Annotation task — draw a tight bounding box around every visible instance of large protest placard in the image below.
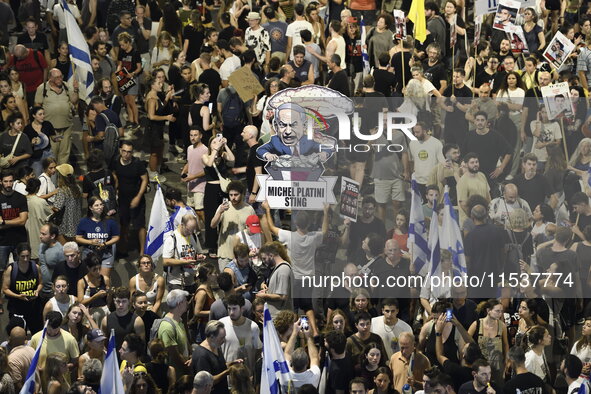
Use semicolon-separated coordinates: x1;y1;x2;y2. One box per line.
505;25;529;54
393;10;406;40
541;82;575;120
543;32;576;70
339;177;360;222
228;66;264;102
493;0;520;30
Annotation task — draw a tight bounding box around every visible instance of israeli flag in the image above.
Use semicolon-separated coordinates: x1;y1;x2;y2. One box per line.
360;17;371;77
440;186;468;277
61;0;94;99
428;201;440;277
19;323;47;394
409;176;430;276
99;329;125;394
260;303;293;394
145;184;173;259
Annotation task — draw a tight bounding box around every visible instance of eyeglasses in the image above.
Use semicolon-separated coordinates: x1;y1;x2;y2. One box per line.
134;372;147;377
139;261;152;266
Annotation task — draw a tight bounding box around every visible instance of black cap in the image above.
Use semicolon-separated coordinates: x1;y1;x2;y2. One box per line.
264;6;275;19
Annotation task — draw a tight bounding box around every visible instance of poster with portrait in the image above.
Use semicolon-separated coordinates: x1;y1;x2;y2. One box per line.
393;10;406;40
493;0;520;30
450;14;457;48
543;31;576;70
339;177;360;222
474;16;482;47
505;25;529;54
541;82;575;120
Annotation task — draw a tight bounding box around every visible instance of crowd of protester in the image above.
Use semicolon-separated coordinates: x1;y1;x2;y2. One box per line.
1;0;591;393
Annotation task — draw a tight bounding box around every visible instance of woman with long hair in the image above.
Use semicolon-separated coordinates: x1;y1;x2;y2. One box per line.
524;325;552;382
129;255;165;313
12;166;34;196
494;71;526;132
75;196;120;278
229;364;255;394
24;106;54;176
145;76;175;182
348;288;378;326
0;79;28;130
0;112;32;171
8;69;25;102
151;31;176;75
569;137;591;176
390;210;409;252
531;203;555;246
116;32;142;131
62;302;99;351
514;299;547;347
572;318;591;363
158;2;183;46
324;309;352;336
344;21;363;95
475;54;500;88
43;352;69;394
50;42;73;81
167;50;187;91
544;144;569;223
306;3;325;48
468;299;509;362
249;78;279;142
443;0;466;67
1;94;19;123
355;343;387;390
77;253;110;325
202;135;235;258
369;366;396;394
52;163;81;244
522;8;545;54
188;83;214;141
566;86;587;155
127;371;160;394
531;105;562;172
190;262;218;341
182;10;205;63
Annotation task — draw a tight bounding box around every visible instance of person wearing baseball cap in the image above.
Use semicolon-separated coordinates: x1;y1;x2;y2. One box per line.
55;163;74;177
86;328;107;342
245;214;261;234
245;11;271;66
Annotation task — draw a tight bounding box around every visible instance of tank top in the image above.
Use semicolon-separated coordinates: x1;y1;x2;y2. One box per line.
134;273;160;306
425;322;460;366
196;287;215;324
50;295;76;317
333;35;346;70
55;58;72;80
475;318;504;361
189;102;206;134
83;275;108;308
8;262;39;312
146;361;169;393
107;312;138;350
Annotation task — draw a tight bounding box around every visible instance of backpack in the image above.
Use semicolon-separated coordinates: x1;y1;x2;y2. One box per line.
10;261;38;287
505;229;530;276
149;316;177;342
166;231;199;274
221;90;245;129
100;112;120;166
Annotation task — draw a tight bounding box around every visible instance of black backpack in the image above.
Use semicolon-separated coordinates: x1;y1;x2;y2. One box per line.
100;113;120;166
222;90;245;129
505;229;530;275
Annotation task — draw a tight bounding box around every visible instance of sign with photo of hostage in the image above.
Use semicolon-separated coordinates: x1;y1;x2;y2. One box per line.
493;0;520;31
505;25;529;55
255;86;352;210
393;10;406;40
339;177;360;222
543;32;576;70
541;82;575;121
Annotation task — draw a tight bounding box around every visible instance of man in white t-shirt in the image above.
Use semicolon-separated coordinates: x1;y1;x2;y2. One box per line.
284;318;320;390
371;299;413;359
562;355;591;394
162;214;205;292
218;39;242;88
409;122;445;196
286;3;313;61
219;294;262;377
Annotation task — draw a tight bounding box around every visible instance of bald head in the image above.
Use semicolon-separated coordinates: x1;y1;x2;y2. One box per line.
9;327;27;346
49;69;64;87
503;183;519;203
242;125;258;141
385;239;401;262
344;263;358;277
471;204;488;222
13;45;27;59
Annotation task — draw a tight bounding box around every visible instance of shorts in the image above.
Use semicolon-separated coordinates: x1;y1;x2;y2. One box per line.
188;191;204;210
545;0;561;10
374;178;405;203
119;197;146;229
145;123;165;153
122;77;139;96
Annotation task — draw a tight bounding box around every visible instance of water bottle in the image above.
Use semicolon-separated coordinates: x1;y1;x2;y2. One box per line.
402;383;412;394
84;286;91;299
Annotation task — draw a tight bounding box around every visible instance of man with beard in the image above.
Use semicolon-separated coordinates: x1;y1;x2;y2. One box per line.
457;359;499;394
441;69;472;144
457;153;491;225
235;126;264;206
462;111;512;193
219;294;262;377
513;153;557;213
430;143;461;206
341;196;386;264
211;181;255;272
255;242;293;318
409;122;446;198
466;84;498;131
0;170;28;315
422;42;448;94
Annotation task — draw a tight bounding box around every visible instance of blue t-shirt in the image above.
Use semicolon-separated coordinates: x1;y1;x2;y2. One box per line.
76;217;120;246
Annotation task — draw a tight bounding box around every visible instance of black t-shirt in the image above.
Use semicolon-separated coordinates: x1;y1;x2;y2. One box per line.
183;25;205;63
513;174;554;213
326;356;355;394
347;217;386;263
463;130;512;177
328;70;350;97
192;346;229;394
453;299;479;330
524;87;544;137
52;260;88;296
422;60;447;91
503;372;549;394
459;381;500;394
443;360;473;392
198;69;222;106
111;157;147;200
373;69;396;97
391;51;412;93
17;33;49;53
464;223;506;297
246;143;265;192
443;85;472;140
475;70;497;89
0;191;28;246
117;48;141;74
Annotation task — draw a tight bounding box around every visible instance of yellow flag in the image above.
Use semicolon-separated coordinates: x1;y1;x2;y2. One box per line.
409;0;427;44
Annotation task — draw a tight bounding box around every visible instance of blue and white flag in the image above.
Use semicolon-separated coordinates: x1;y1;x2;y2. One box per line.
260;303;292;394
360;17;371;77
428;201;440;277
409;176;430;276
19;323;47;394
440;186;468;277
100;329;125;394
578;377;591;394
318;351;330;394
145;184;173;259
61;0;94;99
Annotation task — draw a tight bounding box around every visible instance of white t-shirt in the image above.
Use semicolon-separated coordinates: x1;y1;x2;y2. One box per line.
370;317;413;359
53;2;81;29
571;341;591;363
38;173;56;204
278;229;323;279
409;137;445;184
286;20;314;60
219;316;262;375
162;229;203;286
568;377;591;394
219;55;242;81
286;365;321;389
530;120;562;162
525;350;547;381
13;180;27;196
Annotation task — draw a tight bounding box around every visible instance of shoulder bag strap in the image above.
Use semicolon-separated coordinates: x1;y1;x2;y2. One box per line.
10;133;22;157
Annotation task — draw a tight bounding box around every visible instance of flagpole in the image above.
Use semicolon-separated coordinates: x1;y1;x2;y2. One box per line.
400;39;405;90
560;117;569;162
